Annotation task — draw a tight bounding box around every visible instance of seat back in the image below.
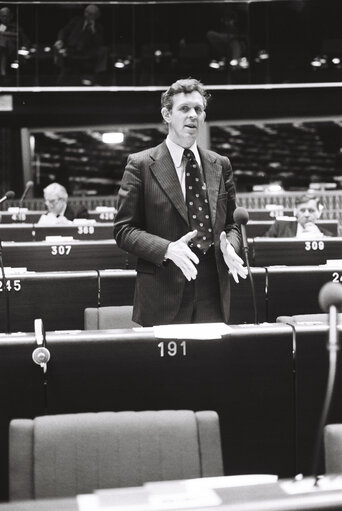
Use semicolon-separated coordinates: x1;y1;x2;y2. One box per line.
84;306;137;329
324;424;342;473
9;410;223;500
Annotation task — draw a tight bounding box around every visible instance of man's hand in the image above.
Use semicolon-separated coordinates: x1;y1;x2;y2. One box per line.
165;230;199;281
220;231;248;283
300;222;324;238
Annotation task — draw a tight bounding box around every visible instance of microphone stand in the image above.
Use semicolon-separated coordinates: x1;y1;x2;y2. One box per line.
241;225;258;325
311;304;339;482
0;239;10;333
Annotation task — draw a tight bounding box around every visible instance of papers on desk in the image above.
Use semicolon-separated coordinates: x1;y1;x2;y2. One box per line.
153;322;233;340
45;236;74;242
325;259;342;268
3;266;28;274
77;482;221;511
77;475;278;511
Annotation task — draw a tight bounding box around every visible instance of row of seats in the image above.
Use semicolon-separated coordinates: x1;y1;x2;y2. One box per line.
7;408;342;500
211;121;342;191
2;264;342;332
0;219;338;241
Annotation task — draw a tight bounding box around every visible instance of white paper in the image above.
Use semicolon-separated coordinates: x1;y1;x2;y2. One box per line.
182;474;278;489
78;483;221;511
153;322;232;340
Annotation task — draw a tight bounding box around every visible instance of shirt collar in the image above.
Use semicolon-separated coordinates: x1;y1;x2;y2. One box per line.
166;136;201;168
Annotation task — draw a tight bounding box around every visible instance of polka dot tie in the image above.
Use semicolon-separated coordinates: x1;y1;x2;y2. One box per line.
184;149;213;255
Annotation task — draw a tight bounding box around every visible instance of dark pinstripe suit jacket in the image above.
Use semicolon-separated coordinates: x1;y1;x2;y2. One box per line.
114;141;242;326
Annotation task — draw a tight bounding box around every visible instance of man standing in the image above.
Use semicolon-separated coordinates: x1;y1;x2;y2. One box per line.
114;78;247;327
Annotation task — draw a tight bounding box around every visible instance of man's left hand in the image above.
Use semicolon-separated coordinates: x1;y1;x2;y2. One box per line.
220;231;248;283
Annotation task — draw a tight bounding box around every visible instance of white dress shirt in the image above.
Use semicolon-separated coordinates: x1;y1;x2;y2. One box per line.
165;136;202;200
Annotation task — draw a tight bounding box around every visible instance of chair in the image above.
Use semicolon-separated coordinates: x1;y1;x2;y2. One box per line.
324;424;342;473
276;314;342;325
84;305;138;329
9;410;223;500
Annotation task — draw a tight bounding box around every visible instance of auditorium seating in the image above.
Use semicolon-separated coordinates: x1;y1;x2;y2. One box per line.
84;305;137;329
1;264;342;332
211;121;342;192
0;324;294;502
1;322;340;501
9;410;223;500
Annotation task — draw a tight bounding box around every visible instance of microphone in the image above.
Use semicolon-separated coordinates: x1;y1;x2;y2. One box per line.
311;282;342;480
233;207;258;324
0;190;15;205
19;181;33;206
319;282;342;352
32;318;50;373
233;207;249;254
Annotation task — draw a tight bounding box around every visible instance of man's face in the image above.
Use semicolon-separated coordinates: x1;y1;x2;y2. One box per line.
295;199;321;227
44;192;66;216
162;91;206;148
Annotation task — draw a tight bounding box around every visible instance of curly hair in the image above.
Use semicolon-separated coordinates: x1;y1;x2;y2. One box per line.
161;77;211;112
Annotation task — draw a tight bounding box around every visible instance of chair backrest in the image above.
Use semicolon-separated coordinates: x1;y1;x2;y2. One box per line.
324;424;342;473
84;306;137;329
9;410;223;500
276;313;342;325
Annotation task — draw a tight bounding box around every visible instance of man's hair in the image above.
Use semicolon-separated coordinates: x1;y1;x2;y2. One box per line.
295;194;323;209
161;77;211;111
44;182;68;201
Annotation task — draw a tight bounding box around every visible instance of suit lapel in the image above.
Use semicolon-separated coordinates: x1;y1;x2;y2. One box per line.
200;148;221;226
285;222;298;237
150;142;189;225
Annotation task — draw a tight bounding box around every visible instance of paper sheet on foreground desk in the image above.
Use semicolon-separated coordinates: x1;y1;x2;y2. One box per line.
77;483;220;511
77;475;278;511
153;322;233;340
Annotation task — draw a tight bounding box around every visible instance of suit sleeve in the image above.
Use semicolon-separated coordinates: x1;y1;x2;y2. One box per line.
113;155;170;265
263;221;280;237
222;156;242;254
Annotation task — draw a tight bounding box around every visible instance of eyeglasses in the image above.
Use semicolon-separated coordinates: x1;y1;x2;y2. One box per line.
45;198;62;205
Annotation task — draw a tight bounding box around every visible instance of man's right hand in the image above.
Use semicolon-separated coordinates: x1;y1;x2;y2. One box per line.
164;230;199;281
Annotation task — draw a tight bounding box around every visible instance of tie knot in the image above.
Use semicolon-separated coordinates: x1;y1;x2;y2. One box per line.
184;149;195;161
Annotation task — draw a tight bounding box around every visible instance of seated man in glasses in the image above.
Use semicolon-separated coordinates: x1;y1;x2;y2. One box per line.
263;194;333;238
37;182;89;225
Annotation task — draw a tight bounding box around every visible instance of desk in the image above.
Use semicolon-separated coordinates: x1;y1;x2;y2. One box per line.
0;211;43;224
0;270;99;332
251;237;342;266
33;223;113;241
293;324;342;476
5;479;342;510
246;220;339;238
1;240;132;272
0;223;114;242
247;208;292;220
266;265;342;321
0;324;294;500
0;224;34;242
5;478;342;510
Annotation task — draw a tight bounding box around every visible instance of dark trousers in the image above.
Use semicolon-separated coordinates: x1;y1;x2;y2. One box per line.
171;247;223;324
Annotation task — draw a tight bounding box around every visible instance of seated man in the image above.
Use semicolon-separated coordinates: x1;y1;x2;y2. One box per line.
37;182;89;225
263;194;333;238
54;4;107;85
